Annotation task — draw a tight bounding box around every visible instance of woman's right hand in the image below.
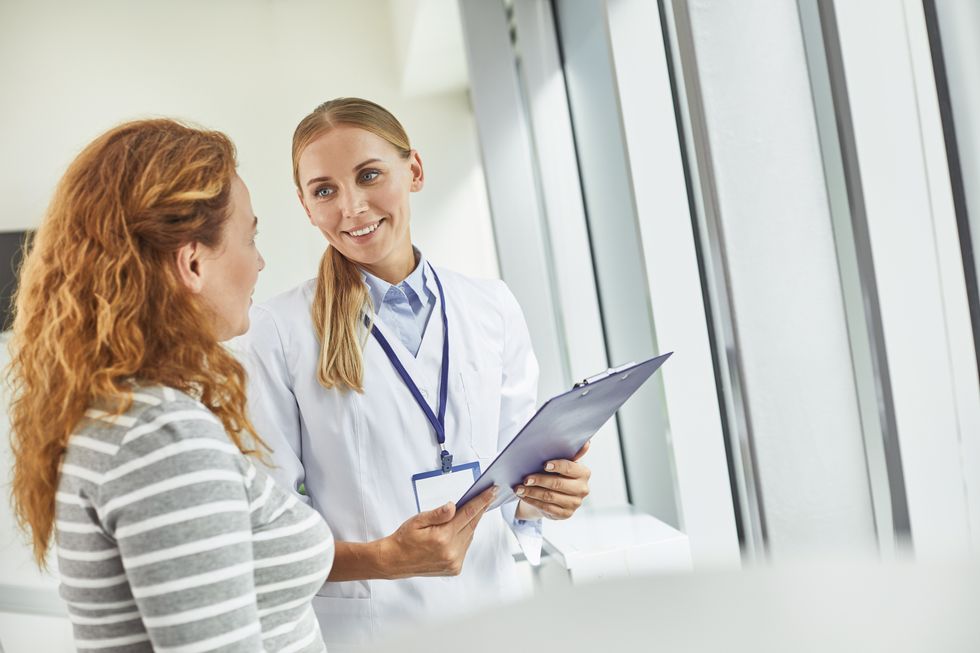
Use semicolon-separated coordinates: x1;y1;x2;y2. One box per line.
379;486;498;579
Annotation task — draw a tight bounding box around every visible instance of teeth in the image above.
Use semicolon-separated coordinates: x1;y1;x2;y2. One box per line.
349;222;380;237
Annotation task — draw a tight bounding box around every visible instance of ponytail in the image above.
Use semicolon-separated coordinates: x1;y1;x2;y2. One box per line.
295;97;412;391
312;246;371;391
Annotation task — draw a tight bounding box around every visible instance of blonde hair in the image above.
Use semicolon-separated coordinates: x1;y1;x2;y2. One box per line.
7;119;266;566
291;97;412;391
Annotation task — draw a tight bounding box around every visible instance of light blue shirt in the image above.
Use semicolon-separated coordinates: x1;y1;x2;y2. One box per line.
361;249;435;357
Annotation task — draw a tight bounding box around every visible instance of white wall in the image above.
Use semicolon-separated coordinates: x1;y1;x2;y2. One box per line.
0;0;498;303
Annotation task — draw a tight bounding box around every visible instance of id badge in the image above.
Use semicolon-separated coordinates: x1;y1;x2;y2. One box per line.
412;462;481;513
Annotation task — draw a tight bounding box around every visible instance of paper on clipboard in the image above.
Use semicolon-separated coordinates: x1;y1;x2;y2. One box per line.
455;352;673;511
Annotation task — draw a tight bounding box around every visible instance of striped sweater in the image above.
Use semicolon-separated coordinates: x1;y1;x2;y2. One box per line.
55;385;333;652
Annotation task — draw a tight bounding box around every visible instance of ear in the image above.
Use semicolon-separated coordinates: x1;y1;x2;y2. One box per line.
175;241;205;294
409;150;424;192
296;187;315;225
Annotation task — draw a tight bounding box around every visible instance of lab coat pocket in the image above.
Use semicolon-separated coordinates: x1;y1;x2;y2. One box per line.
460;365;503;459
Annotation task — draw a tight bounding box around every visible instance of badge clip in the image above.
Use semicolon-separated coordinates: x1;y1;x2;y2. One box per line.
440;448;454;474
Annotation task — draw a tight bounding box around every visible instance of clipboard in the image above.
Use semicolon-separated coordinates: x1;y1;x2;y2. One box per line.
456;352;673;511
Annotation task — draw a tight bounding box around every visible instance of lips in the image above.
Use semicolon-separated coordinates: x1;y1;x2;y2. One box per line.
345;217;385;239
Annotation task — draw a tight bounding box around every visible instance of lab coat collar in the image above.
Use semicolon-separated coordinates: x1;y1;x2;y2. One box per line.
366;258;445;400
360;246;430;314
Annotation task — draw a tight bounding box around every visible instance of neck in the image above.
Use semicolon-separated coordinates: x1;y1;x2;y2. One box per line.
361;245;417;285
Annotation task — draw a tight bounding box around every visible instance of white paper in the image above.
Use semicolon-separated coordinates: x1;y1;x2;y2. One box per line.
414;470;478;513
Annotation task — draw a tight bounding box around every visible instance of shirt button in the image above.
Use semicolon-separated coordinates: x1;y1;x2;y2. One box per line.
421;390;429;398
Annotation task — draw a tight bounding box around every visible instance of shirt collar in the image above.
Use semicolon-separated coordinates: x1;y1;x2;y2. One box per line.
361;247;429;312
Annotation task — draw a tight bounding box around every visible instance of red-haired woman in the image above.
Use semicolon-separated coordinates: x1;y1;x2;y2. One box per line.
8;119;332;652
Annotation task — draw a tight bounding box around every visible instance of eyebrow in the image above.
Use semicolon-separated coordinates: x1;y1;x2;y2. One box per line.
304;159;383;187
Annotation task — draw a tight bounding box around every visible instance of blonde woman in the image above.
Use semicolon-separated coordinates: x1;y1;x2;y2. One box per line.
8;119;333;652
238;98;593;649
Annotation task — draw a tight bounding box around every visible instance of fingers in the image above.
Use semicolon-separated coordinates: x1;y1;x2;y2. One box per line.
522;458;591;491
539;457;592;480
452;486;497;533
413;501;457;528
514;460;590;520
458;503;489;542
514;483;586;510
519;473;582;494
518;495;577;520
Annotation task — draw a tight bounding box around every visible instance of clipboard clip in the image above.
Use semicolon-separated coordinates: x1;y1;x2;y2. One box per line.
574;362;637;388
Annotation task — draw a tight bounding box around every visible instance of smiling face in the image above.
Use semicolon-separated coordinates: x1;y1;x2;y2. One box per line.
296;125;423;283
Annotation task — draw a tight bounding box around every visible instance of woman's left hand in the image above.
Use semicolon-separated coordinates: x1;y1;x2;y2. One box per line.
514;441;591;520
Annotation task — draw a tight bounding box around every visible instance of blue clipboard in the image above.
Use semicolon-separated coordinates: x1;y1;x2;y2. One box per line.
456;352;672;511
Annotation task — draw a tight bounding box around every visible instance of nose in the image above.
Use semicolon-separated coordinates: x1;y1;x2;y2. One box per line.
339;187;369;220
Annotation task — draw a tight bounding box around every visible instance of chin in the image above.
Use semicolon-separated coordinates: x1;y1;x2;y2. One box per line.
215;319;250;343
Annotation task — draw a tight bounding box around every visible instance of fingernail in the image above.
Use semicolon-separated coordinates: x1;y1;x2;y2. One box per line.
545;463;555;471
525;478;535;486
516;487;525;496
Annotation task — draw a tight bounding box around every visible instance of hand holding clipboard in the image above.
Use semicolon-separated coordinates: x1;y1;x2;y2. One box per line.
456;352;673;512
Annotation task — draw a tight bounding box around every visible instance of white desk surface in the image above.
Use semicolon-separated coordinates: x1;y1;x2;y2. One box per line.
542;504;693;578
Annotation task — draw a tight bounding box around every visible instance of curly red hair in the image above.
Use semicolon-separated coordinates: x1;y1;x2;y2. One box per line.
7;118;266;566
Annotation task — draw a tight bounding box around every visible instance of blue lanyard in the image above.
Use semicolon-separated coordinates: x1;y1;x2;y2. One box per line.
366;266;453;473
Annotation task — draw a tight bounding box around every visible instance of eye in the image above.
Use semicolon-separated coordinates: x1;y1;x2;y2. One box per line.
314;186;335;198
359;170;380;183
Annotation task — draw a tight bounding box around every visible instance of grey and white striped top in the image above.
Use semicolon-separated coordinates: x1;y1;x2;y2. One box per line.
55;385;333;652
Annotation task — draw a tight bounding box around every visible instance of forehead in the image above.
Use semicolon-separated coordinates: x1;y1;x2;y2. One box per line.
227;176;254;226
298;126;400;177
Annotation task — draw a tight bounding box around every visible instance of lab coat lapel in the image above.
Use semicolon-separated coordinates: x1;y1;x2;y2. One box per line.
415;263;444;367
413;275;445;412
368;285;444;414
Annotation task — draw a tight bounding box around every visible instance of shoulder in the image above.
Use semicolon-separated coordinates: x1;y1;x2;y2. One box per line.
67;385;234;480
430;266;531;365
236;279;316;353
73;385;216;443
258;279;316;316
87;387;251;532
250;280;316;332
115;385;229;449
106;386;243;484
433;265;526;330
431;265;515;312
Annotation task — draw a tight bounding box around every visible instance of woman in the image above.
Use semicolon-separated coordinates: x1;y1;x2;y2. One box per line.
8;119;333;652
238;98;592;648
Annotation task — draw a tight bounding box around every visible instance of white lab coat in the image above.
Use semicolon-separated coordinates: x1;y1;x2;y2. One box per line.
237;264;540;650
